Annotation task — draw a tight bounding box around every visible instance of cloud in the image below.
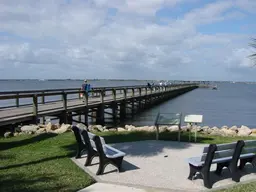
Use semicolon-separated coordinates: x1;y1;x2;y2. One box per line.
0;0;255;80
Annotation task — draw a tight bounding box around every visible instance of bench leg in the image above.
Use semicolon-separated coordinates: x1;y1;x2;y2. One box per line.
96;159;109;175
85;150;98;166
187;164;198;180
76;144;86;159
111;156;124;172
201;167;212;189
229;162;241;182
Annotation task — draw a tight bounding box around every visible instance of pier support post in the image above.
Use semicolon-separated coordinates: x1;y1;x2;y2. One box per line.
119;101;126;121
96;104;105;125
84;108;88;126
111;102;118;126
32;94;38;124
131;88;135;118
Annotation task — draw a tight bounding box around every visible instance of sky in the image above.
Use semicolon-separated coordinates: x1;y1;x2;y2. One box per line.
0;0;256;81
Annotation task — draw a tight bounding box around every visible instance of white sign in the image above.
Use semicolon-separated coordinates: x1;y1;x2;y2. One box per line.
184;115;203;124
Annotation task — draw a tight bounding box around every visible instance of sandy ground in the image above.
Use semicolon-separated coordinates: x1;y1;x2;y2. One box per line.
72;140;256;192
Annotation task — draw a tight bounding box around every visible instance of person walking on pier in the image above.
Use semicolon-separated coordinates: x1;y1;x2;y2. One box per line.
81;80;90;102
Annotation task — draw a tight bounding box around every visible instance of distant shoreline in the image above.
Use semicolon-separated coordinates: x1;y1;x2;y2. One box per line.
0;79;256;84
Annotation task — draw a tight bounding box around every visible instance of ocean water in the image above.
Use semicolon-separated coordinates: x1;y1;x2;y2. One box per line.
1;80;256;128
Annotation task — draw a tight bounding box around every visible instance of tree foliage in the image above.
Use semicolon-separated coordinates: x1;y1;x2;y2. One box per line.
249;38;256;65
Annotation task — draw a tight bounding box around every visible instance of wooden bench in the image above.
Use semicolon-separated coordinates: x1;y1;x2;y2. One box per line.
72;125;126;175
93;135;126;175
187;140;246;188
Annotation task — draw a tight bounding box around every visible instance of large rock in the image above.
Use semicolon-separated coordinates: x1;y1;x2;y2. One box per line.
251;128;256;134
91;125;104;132
167;125;179;132
4;132;13;138
237;125;252;136
76;123;87;131
230;126;238;132
159;126;168;132
35;128;46;134
117;127;126;132
211;126;219;131
221;128;237;137
125;125;136;131
210;130;223;136
202;126;211;134
54;124;71;134
14;132;19;137
21;125;39;133
136;126;155;132
221;125;229;129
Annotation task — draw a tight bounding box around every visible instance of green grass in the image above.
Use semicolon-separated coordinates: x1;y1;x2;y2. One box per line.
0;130;255;192
0;133;95;192
217;181;256;192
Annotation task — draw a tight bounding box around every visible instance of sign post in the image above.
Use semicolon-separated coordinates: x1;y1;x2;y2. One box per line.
184;115;203;142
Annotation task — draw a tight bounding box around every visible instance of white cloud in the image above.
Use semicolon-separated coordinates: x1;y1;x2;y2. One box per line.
0;0;255;80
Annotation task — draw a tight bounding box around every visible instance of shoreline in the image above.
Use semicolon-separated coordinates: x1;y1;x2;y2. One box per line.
3;123;256;138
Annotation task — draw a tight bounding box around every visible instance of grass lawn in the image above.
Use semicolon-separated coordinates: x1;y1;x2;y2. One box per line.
0;130;255;192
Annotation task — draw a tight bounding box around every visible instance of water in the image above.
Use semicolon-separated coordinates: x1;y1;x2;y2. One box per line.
131;82;256;128
1;80;256;128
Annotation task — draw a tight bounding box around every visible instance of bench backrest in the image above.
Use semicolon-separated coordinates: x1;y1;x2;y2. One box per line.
201;142;237;161
200;140;245;165
72;125;86;145
93;135;107;158
242;140;256;154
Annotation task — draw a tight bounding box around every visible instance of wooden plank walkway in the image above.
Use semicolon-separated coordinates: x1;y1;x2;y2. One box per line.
0;89;156;126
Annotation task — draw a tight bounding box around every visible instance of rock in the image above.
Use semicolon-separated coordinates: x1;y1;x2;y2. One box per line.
230;126;238;132
167;125;179;132
76;123;87;131
45;122;52;132
202;126;211;134
19;132;25;135
211;126;219;131
14;132;19;137
125;125;136;131
4;132;13;138
21;125;39;133
39;124;46;128
136;126;154;132
28;131;33;135
159;126;168;132
251;128;256;134
108;128;117;131
35;128;46;134
210;130;222;136
181;126;189;132
117;127;126;132
91;125;104;132
221;125;229;129
15;126;22;132
53;124;71;134
237;125;252;136
221;128;237;137
103;129;109;132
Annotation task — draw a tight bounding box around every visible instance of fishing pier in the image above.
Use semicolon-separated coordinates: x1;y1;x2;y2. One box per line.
0;84;198;128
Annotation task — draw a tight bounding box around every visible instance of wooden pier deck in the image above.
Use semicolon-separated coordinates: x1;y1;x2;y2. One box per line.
0;84;198;127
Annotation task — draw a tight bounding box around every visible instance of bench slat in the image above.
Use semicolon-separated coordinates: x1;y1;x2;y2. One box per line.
242;147;256;154
201;149;234;161
203;142;237;153
244;140;256;148
105;145;126;158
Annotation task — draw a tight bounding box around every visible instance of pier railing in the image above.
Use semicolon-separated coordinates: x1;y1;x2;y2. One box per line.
0;84;198;112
